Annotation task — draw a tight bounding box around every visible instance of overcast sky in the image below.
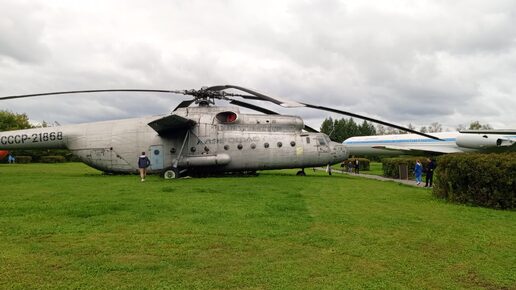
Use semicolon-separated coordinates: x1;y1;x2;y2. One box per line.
1;0;515;131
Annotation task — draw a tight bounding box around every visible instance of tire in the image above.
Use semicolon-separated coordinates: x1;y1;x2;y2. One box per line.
296;170;306;176
163;168;179;179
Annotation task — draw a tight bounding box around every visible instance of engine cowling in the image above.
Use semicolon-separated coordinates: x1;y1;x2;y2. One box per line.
455;134;509;149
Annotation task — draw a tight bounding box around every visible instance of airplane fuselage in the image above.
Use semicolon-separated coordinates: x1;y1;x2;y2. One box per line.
343;131;516;156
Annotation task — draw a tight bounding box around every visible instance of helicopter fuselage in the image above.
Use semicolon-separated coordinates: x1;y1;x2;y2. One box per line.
1;106;348;175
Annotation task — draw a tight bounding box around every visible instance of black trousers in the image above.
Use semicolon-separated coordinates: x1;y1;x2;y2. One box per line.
425;172;433;187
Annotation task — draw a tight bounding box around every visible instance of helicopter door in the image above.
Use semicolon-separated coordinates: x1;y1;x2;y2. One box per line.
149;145;164;170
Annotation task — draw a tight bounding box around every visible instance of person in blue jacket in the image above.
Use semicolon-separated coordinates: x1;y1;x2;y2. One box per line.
137;152;151;182
414;159;423;185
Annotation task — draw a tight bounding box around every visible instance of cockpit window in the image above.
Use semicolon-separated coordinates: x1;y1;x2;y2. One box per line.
317;137;326;146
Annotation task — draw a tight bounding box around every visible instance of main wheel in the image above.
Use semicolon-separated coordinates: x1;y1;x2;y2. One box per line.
296;170;306;176
163;168;179;179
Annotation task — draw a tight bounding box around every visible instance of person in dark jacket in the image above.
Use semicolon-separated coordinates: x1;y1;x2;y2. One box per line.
354;158;360;174
425;158;436;187
138;152;151;182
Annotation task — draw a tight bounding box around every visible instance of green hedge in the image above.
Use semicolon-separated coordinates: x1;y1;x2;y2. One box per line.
40;156;67;163
14;156;32;164
11;149;77;162
433;153;516;209
382;157;430;179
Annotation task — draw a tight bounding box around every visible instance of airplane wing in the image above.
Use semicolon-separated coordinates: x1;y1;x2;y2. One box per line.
372;145;464;154
147;114;196;135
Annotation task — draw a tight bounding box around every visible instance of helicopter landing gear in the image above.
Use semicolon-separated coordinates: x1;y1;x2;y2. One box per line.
163;167;179;179
296;169;306;176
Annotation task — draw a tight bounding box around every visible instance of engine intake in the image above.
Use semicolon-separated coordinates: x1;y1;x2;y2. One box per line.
216;111;238;123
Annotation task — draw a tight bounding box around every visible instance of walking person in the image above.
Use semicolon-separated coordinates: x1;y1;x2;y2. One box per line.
137;152;151;182
326;163;332;176
7;154;15;164
425;158;436;187
414;159;423;185
354;158;360;174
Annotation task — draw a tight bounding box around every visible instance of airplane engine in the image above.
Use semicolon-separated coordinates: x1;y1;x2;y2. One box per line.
455;134;512;149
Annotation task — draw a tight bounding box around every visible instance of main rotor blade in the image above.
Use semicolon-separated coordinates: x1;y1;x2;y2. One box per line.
213;85;429;137
229;100;279;115
207;85;304;107
0;89;185;101
302;103;442;140
173;100;195;111
229;99;318;133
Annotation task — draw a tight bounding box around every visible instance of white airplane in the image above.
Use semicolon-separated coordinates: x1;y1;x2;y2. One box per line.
343;130;516;156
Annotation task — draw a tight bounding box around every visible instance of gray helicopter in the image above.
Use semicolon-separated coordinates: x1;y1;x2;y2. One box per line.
0;85;441;178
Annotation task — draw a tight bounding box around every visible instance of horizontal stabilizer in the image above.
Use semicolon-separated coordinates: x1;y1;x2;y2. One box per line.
148;114;196;135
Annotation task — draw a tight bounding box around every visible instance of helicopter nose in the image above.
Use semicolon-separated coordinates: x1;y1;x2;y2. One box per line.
330;141;349;162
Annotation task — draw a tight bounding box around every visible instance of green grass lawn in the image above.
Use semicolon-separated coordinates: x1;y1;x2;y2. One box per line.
0;163;515;289
364;161;383;176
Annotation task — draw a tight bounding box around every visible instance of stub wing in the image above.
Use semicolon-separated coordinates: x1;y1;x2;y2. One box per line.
147;114;196;135
372;145;464;154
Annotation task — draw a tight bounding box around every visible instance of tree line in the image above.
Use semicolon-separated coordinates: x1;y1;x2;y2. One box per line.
319;117;493;143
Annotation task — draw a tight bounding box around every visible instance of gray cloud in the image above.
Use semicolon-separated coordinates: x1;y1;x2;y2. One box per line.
0;0;515;130
0;2;49;63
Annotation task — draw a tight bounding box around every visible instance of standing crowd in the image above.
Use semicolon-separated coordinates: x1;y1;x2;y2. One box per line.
341;158;360;174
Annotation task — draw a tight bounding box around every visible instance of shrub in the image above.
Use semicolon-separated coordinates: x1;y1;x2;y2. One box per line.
14;156;32;164
433;153;516;209
382;157;430;179
11;149;74;162
40;156;66;163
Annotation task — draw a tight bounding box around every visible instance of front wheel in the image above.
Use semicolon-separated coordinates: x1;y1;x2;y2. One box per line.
163;167;179;179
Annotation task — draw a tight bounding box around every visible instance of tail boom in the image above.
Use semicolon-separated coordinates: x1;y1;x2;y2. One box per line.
0;127;67;149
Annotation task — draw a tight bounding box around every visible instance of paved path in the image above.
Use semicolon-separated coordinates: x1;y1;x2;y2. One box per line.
322;168;429;188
